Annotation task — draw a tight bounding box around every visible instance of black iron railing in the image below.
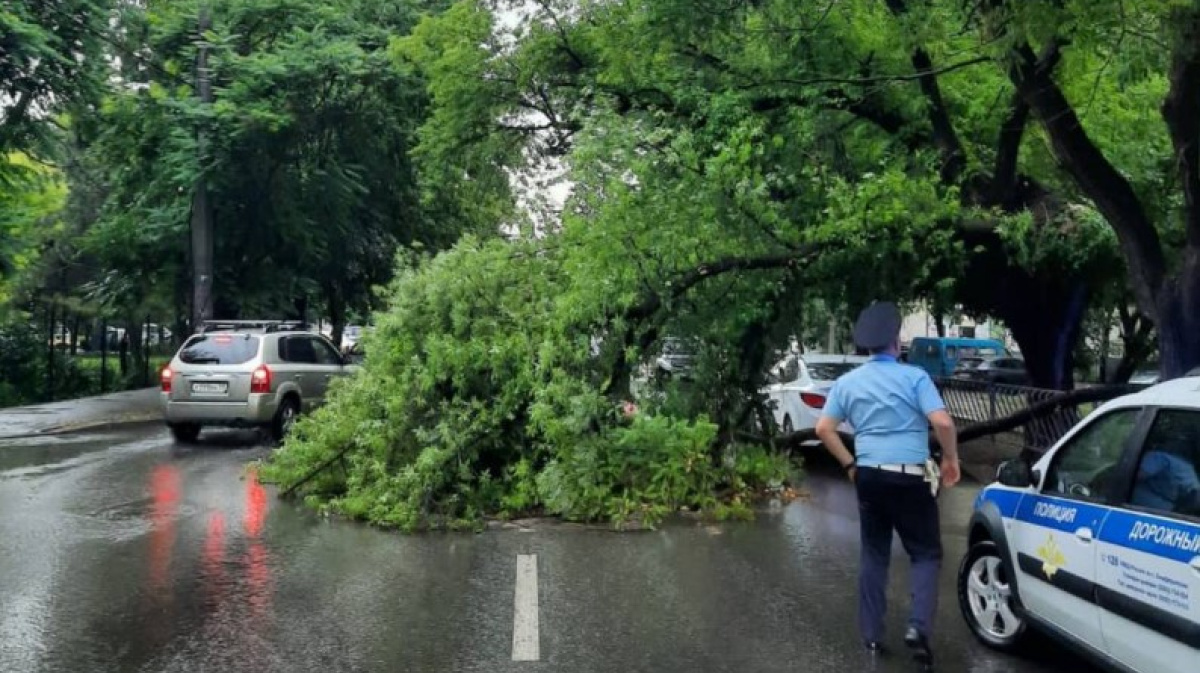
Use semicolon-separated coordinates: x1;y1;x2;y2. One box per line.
934;378;1144;453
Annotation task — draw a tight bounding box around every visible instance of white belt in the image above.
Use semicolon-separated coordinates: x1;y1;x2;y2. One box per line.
871;463;925;475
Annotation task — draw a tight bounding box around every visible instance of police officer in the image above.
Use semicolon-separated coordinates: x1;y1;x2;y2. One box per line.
814;302;960;667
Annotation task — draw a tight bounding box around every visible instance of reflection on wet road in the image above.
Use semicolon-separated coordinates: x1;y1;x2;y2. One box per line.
0;426;1100;673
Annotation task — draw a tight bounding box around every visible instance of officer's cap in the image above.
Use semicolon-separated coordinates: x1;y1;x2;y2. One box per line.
853;301;902;351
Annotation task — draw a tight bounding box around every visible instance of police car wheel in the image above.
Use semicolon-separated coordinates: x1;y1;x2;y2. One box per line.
958;541;1027;651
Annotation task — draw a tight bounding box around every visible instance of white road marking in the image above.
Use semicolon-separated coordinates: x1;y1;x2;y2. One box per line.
511;554;540;661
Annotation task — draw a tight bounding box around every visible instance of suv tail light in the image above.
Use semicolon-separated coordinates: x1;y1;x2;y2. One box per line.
160;366;173;393
799;392;826;409
250;365;272;394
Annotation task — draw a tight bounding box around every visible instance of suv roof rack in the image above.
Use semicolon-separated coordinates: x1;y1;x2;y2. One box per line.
199;320;310;334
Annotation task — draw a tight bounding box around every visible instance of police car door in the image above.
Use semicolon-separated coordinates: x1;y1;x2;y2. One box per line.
1096;408;1200;673
1013;407;1145;645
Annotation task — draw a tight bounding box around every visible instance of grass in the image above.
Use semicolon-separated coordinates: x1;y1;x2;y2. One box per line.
73;355;170;385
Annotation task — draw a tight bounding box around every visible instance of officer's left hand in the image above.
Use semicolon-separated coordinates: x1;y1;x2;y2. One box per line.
940;458;961;488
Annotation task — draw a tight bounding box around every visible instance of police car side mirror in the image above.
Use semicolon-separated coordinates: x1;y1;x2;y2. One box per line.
997;459;1035;488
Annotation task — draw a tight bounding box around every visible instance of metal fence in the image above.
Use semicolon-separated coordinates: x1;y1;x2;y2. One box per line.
934;378;1143;453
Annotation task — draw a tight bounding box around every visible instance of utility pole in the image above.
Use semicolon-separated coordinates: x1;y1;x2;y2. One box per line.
189;5;215;333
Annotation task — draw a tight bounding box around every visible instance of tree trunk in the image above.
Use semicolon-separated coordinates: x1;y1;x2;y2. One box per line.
1098;311;1110;383
176;266;192;340
958;228;1089;390
1155;252;1200;378
70;314;81;356
930;297;948;337
100;318;109;393
292;295;309;327
45;303;56;401
119;328;129;378
326;285;346;352
141;316;152;386
126;317;145;386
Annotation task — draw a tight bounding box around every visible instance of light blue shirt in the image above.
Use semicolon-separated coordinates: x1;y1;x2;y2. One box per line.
822;354;946;467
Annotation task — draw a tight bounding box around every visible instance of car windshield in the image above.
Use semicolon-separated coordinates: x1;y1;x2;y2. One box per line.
807;362;859;381
179;335;260;365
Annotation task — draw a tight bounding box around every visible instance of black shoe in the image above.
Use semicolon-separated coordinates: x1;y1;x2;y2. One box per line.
904;626;933;665
863;640;885;655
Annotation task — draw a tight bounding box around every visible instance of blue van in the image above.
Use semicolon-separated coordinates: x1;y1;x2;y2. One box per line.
908;336;1007;378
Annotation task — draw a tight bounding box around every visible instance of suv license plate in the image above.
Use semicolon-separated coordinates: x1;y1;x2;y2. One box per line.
191;382;228;395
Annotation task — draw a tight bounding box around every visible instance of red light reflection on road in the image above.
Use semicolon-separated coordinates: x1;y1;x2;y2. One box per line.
201;511;226;607
243;468;272;622
147;464;180;594
244;468;268;538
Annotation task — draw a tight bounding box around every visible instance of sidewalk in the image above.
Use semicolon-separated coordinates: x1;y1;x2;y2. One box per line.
0;388;162;441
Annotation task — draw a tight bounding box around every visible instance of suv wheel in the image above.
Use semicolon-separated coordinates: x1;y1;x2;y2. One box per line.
169;423;201;444
270;396;300;442
959;540;1027;651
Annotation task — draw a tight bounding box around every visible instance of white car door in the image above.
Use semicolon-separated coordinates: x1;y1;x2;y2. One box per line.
1011;407;1143;647
1096;408;1200;673
765;355;802;431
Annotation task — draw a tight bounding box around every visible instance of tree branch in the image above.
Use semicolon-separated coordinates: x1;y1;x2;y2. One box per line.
534;0;586;71
954;385;1137;444
991;91;1030;205
603;245;831;396
883;0;968;181
1006;38;1166;317
740;56;990;90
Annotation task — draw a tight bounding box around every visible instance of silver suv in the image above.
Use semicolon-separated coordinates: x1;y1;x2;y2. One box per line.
160;321;355;443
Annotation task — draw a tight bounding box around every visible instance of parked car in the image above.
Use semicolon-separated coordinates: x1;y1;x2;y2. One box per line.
1129;370;1161;385
954;356;1029;385
653;337;696;380
909;336;1008;377
761;353;867;440
160;320;357;443
960;374;1200;673
341;324;365;353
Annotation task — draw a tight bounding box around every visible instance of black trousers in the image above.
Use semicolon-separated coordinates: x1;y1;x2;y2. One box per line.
855;466;943;642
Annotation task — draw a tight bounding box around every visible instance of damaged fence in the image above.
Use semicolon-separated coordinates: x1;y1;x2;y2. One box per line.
935;378;1145;454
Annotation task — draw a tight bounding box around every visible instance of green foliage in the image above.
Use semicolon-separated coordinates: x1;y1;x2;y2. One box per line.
0;154;66;300
0;321;48;407
0;319;157;407
260;235;797;530
59;0;448;325
0;1;115;170
14;0;1200;525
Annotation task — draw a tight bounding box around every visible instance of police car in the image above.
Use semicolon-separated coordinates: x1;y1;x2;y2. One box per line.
960;376;1200;672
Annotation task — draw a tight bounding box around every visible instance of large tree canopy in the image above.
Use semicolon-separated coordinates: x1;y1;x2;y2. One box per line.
57;0;455;337
6;0;1195;526
261;0;1200;529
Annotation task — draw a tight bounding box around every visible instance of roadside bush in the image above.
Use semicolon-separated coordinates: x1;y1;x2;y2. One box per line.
259;237;797;531
0;322;42;407
0;319;161;407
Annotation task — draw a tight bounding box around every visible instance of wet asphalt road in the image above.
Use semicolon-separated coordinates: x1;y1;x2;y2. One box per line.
0;425;1101;673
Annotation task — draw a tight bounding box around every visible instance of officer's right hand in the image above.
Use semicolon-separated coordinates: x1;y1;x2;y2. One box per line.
940;458;961;488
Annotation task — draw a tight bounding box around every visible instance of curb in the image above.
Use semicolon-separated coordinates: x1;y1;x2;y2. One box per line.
0;414;162;442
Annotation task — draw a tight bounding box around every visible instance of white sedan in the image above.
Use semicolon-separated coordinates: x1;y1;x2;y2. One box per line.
762;353;867;440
